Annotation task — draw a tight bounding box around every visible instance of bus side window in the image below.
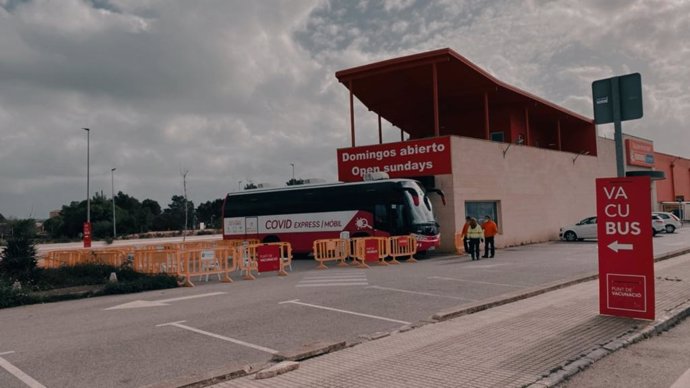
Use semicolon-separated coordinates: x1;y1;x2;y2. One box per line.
374;204;389;230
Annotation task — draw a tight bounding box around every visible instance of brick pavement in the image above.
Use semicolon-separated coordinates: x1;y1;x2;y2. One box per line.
211;254;690;388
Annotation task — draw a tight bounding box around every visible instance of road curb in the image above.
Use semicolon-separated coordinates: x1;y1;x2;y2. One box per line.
142;362;267;388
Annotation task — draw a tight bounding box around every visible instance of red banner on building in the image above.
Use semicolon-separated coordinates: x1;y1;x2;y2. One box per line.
337;137;452;182
596;176;654;320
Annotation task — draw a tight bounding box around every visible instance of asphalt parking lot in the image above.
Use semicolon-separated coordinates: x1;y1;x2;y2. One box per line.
1;228;688;388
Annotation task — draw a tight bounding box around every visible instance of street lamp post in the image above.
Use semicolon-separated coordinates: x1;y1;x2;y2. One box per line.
238;180;242;191
83;128;91;248
111;168;117;238
290;163;295;181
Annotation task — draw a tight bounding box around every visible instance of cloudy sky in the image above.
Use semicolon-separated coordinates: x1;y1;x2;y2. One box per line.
1;0;688;219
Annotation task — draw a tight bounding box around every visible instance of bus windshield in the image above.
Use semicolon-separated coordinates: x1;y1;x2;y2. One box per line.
404;191;436;224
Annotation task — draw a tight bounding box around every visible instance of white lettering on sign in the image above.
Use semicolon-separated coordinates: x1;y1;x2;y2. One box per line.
602;185;639;250
224;211;359;235
603;186;629;200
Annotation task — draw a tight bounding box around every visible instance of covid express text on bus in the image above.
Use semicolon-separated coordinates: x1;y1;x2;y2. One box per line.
222;179;442;254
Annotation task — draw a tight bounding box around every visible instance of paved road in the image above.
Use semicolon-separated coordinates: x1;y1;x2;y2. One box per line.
0;228;688;387
559;315;690;388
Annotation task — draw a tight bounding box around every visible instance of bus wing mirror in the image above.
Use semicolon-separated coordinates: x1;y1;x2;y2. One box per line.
402;188;420;206
427;188;446;206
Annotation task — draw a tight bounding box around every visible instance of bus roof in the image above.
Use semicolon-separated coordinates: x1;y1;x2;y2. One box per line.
226;178;418;197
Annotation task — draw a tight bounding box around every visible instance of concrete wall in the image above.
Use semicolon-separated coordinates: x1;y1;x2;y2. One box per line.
430;135;616;252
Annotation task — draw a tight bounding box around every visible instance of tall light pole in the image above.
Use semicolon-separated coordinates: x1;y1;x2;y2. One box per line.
111;168;117;238
83;128;91;248
238;180;242;191
290;163;295;181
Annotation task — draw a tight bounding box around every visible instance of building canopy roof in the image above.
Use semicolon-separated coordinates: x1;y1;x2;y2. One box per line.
335;48;593;140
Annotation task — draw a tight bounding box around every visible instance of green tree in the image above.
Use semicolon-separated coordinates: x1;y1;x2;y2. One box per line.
286;178;305;186
154;195;194;231
0;219;38;283
196;199;223;228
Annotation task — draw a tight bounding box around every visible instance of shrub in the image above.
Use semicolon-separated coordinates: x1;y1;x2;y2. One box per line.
0;279;34;308
99;274;178;295
0;220;38;283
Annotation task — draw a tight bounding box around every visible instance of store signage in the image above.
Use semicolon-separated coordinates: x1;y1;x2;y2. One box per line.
337;137;452;182
256;245;281;272
625;138;654;168
83;222;92;248
596;176;654;320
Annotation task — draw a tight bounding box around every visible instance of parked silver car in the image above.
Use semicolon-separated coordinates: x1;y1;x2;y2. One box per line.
652;211;682;233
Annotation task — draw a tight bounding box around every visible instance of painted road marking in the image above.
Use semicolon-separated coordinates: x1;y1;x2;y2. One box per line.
105;291;227;310
156;321;278;355
297;273;368;288
428;276;527;288
671;367;690;388
0;352;46;388
279;299;410;324
366;285;477;301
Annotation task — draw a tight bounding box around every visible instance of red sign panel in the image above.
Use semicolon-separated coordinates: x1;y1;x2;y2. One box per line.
256;245;281;272
364;239;379;262
596;176;654;320
83;222;92;248
337;137;452;182
625;138;654;168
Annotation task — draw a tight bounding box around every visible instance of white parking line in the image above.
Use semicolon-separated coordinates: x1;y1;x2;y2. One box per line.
0;352;46;388
366;285;477;301
428;276;526;288
279;299;411;324
156;321;278;355
297;283;369;287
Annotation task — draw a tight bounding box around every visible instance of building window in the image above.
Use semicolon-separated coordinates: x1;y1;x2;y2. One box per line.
490;132;505;142
465;201;500;228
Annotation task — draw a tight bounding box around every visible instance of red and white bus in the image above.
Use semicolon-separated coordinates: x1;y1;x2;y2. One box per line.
222;178;444;255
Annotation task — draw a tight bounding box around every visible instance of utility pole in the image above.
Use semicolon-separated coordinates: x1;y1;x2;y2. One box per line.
181;169;189;242
111;168;117;238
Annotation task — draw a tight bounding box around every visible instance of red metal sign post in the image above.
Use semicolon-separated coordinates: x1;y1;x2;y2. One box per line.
596;176;654;320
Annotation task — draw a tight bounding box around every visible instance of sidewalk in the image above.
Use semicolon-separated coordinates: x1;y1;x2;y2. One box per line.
208;252;690;388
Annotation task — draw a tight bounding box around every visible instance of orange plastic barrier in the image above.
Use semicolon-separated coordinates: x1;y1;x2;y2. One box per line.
216;239;260;249
350;237;389;268
41;249;86;268
312;239;350;269
133;249;183;275
388;235;418;264
178;247;234;287
86;249;129;267
234;242;292;280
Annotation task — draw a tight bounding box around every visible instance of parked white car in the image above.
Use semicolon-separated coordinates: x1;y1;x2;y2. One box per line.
560;215;662;241
559;216;597;241
652;211;682;233
652;214;666;235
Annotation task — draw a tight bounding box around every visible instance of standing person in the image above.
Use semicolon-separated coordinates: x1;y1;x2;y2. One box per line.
482;215;498;258
466;217;484;260
455;216;472;255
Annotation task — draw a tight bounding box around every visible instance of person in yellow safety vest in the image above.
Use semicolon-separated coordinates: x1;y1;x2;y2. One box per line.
466;217;484;261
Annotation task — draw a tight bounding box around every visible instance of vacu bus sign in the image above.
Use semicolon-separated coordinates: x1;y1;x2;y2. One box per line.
596;176;654;320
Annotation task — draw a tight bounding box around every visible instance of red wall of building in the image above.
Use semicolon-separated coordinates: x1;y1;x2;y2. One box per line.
655;152;690;202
